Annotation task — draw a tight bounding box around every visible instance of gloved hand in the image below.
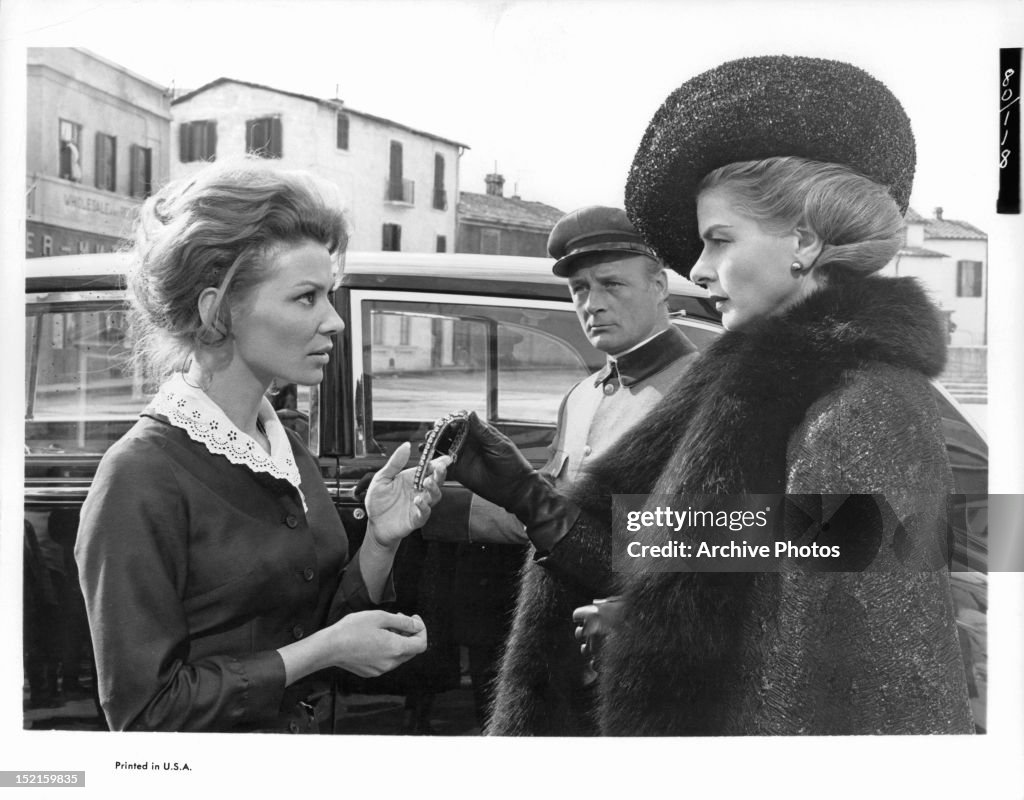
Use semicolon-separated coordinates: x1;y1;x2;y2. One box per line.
448;412;579;554
573;596;626;672
446;412;533;507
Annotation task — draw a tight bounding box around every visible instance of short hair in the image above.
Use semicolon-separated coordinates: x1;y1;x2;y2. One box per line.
697;156;904;282
126;157;348;381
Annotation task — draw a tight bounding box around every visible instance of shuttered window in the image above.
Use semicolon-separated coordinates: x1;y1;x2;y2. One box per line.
130;145;153;198
388;141;404;201
433;153;447;210
956;261;983;297
382;223;402;252
179;121;217;162
94;133;116;192
337;113;349;150
246;116;283;158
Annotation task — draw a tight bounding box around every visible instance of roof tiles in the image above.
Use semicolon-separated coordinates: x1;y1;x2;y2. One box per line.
925;218;988;240
905;207;987;240
458;192;564;231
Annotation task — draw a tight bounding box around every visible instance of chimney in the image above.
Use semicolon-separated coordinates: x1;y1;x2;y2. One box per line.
934;206;943;220
485;173;505;197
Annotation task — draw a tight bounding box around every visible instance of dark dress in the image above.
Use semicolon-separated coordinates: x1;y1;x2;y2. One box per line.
76;380;385;732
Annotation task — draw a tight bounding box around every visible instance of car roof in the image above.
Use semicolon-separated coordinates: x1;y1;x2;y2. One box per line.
25;252;131;292
24;251;718;318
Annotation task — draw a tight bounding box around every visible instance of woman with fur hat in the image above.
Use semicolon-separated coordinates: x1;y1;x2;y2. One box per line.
449;55;974;735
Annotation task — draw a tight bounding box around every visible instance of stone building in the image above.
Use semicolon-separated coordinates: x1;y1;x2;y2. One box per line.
25;48;172;257
882;207;988;399
456;173;564;257
170;78;467;253
886;207;988;346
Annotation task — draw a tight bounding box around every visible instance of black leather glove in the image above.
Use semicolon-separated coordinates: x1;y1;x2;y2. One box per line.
573;596;626;673
448;412;579;555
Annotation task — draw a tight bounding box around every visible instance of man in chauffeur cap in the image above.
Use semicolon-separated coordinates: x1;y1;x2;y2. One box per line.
542;204;698;496
460;205;699;542
455;205;700;735
423;206;700;733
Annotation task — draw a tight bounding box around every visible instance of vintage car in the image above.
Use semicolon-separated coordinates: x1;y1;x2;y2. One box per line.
24;250;988;732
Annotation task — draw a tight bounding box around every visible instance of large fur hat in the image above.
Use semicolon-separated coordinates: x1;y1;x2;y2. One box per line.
625;55;916;274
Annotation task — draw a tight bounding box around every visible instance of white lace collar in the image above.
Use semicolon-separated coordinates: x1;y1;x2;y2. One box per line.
149;374;305;505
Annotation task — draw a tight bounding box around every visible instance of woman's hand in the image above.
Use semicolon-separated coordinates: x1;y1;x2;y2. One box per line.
279;610;427;684
322;610;427;677
365;442;449;548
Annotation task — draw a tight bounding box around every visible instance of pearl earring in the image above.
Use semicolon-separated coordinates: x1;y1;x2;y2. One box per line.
790;261;805;275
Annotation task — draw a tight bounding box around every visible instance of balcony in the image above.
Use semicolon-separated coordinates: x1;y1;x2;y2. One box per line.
386;178;415;205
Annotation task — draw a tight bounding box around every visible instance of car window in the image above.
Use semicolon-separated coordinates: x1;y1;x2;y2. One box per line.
25;297;144;455
359;298;600;460
25;293;314;456
670;316;720;352
368;307;490;422
496;321;589;423
929;385;988;574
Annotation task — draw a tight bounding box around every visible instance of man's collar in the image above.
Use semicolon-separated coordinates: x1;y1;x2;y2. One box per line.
593;327;696;388
608;329;665;359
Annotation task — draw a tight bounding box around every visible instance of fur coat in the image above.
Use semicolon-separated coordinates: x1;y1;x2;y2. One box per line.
488;275;974;736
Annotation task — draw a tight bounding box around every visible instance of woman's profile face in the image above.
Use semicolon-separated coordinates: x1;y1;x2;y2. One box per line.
690;187;809;331
229;239;343;388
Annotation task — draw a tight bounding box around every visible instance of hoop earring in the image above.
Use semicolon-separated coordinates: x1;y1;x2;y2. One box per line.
180;356;199;388
269;379;281;397
181;354;211;391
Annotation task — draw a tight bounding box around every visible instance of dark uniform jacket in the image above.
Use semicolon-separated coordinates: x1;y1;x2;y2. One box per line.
489;276;974;736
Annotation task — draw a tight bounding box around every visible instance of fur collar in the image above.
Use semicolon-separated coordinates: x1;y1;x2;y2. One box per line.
489;276;953;736
579;275;949;735
571;275;947;510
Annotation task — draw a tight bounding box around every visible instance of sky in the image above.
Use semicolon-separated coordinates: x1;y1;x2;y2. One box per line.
2;0;1017;228
1;0;1023;795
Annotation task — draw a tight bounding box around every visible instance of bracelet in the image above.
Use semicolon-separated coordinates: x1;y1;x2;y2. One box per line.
413;410;470;490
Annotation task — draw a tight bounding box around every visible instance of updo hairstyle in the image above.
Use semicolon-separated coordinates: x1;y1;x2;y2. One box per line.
697;156;904;282
126;158;347;381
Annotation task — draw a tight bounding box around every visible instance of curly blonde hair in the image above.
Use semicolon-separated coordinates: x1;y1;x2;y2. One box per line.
126;157;347;381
